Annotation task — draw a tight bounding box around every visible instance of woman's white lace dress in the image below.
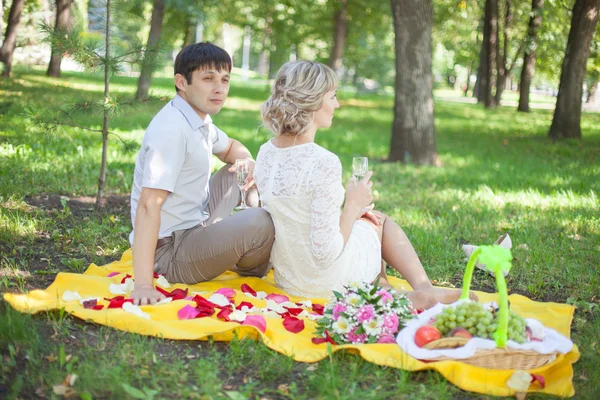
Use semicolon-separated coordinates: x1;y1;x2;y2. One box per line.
254;141;381;298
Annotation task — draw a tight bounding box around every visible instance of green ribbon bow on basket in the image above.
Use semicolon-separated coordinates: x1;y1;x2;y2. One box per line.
459;245;513;348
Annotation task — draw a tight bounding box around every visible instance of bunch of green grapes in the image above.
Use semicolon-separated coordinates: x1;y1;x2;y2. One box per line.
433;302;527;343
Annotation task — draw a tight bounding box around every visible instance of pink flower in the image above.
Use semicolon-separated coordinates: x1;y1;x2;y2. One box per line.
332;303;347;320
355;304;375;323
382;313;399;334
376;289;393;304
346;327;368;344
376;333;396;344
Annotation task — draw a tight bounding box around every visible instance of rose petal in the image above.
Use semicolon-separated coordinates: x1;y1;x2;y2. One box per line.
105;296;134;309
107;272;119;278
156;275;171;288
195;306;215;318
255;291;267;299
229;310;247;322
208;293;231;307
236;301;255;311
241;283;257;296
284;307;304;316
282;315;304;333
122;302;150;320
82;299;98;309
178;304;200;320
531;374;546;389
119;274;132;284
298;300;312;308
217;307;233;322
156;286;188;300
243;315;267;333
312;330;337;345
108;283;129;295
92;304;104;311
312;304;324;315
266;293;290;304
62;290;82;302
155;297;173;305
215;288;236;299
192;295;218;309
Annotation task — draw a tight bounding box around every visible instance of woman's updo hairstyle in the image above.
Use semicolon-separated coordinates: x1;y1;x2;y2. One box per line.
261;60;338;137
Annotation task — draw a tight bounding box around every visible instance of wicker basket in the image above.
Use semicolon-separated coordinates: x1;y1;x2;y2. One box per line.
422;337;557;370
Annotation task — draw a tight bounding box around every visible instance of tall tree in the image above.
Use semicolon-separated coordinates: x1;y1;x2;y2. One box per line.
549;0;599;139
47;0;74;77
518;0;544;112
136;0;165;101
327;0;349;74
389;0;438;165
0;0;25;77
481;0;498;108
494;0;524;103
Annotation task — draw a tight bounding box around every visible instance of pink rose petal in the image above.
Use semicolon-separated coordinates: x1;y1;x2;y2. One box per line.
177;304;200;320
242;315;267;333
215;288;236;299
376;333;397;344
107;272;119;278
265;293;290;304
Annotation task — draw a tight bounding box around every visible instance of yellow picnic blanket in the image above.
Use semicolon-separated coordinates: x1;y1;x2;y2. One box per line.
4;250;579;397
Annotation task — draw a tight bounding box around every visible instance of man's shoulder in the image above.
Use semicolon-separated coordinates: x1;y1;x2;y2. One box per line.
144;101;188;140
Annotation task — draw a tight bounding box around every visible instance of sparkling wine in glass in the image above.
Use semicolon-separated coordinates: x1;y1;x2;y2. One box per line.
235;159;249;210
352;157;368;183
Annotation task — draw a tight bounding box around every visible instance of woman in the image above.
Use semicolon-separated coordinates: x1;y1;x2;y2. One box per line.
254;60;475;309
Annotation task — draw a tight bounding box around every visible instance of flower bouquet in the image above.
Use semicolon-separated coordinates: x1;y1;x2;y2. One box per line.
314;280;414;344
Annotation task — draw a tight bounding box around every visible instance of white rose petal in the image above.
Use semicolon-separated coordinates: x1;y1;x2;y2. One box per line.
260;309;281;319
265;299;286;313
298;310;310;318
123;278;135;293
299;300;312;308
244;292;256;299
109;283;129;295
156;297;173;305
208;293;231;307
122;302;151;320
229;310;247;322
280;301;297;309
62;290;82;302
255;291;267;299
506;370;532;392
156;275;171;288
240;305;256;313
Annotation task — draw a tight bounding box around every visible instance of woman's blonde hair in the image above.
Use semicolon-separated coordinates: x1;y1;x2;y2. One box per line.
261;60;338;137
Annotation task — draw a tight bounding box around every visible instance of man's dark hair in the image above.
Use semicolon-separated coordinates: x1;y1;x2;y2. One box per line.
174;42;232;91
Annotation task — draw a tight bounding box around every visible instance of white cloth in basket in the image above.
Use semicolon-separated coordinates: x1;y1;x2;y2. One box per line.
396;300;574;360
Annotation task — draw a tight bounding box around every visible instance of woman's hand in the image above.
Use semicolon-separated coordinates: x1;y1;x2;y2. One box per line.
345;171;374;216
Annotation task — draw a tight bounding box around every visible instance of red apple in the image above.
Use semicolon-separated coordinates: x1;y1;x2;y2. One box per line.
414;325;442;348
449;327;473;339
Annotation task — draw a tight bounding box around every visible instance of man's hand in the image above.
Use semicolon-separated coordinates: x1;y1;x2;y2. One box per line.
131;283;166;306
228;158;256;191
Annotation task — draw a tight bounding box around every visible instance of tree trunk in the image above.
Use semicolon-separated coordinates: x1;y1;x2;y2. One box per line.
389;0;439;166
135;0;165;101
464;64;472;96
587;79;598;104
47;0;73;77
0;0;4;48
495;0;512;104
97;0;111;208
482;0;498;108
549;0;599;139
474;41;485;101
327;0;349;74
518;0;544;112
182;16;195;48
0;0;26;77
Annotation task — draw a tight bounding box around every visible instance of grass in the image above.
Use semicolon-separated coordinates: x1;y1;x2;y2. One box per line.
1;67;599;399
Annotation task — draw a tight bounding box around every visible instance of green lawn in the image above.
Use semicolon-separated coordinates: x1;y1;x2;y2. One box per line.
1;68;599;399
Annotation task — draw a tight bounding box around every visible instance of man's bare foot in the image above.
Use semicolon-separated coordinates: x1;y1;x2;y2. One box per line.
423;287;479;304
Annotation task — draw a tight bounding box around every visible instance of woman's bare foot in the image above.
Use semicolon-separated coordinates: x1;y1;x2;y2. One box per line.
423;287;479;304
405;290;437;310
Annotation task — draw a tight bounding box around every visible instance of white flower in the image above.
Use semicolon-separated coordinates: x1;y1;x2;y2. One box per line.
229;310;247;322
208;293;230;307
62;290;81;302
362;317;383;336
332;316;353;334
122;302;150;320
155;275;171;288
348;281;361;290
346;293;363;307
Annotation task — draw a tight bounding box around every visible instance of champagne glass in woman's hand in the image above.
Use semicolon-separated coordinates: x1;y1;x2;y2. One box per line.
235;159;249;210
352;157;368;183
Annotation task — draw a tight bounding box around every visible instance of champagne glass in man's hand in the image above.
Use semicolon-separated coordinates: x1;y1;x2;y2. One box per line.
235;159;249;210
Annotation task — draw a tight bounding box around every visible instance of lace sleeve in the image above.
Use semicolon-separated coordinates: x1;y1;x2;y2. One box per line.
309;153;345;266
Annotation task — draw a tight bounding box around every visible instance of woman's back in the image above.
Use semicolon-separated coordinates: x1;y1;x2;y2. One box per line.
255;140;380;297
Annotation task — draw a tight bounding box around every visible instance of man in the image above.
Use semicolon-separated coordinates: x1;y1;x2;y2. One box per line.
129;42;275;306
